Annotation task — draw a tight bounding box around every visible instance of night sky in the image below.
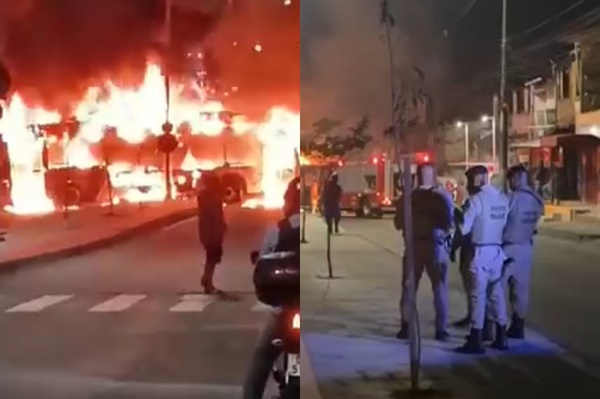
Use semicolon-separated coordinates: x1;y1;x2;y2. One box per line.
301;0;599;128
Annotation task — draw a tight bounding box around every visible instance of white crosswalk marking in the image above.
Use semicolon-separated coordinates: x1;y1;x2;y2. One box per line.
251;301;273;312
5;295;73;313
169;294;214;312
89;294;146;312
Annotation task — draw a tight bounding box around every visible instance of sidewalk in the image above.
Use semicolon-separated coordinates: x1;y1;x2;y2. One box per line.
300;214;600;399
0;201;196;271
537;219;600;242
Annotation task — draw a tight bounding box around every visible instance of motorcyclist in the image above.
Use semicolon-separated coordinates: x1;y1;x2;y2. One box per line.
243;177;300;399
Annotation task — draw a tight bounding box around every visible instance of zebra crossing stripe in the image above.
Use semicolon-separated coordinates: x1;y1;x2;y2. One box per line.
89;295;146;312
5;295;73;313
170;294;214;312
251;301;273;312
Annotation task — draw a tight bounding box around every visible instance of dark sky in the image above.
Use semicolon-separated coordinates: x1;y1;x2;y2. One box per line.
301;0;599;128
0;0;299;115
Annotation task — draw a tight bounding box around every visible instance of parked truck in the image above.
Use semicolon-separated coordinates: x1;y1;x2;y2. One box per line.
334;152;432;218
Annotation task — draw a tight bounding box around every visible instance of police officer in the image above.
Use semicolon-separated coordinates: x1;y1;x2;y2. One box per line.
395;163;454;341
502;164;543;339
450;168;483;328
455;165;509;354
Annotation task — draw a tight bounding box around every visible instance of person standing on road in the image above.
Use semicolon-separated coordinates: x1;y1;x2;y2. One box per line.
502;164;544;339
322;173;342;234
455;165;509;354
394;163;454;341
196;171;226;294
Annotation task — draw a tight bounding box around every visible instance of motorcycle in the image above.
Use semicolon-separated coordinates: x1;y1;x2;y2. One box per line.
251;250;300;399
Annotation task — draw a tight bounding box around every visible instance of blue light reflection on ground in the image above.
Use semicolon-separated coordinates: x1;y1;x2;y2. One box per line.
302;329;566;381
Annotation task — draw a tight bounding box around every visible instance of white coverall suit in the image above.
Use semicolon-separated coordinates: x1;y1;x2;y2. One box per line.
502;187;543;319
461;184;509;330
397;186;454;333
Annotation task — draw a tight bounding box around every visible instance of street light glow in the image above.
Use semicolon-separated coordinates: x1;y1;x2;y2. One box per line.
481;115;491;123
456;121;463;128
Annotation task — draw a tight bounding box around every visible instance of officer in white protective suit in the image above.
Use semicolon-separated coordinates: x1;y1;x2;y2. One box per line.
455;165;510;354
394;163;454;341
502;164;543;339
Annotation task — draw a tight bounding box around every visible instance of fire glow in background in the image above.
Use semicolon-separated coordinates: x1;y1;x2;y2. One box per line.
0;60;299;215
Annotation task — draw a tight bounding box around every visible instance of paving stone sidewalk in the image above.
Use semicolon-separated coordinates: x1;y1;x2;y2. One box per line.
300;214;600;399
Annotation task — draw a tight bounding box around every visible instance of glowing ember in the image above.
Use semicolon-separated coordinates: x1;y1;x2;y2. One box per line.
0;60;298;214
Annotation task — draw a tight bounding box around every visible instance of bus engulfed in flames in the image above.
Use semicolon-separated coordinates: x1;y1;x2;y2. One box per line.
0;61;299;215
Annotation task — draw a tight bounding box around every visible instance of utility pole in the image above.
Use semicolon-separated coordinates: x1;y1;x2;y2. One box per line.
499;0;508;188
163;0;173;201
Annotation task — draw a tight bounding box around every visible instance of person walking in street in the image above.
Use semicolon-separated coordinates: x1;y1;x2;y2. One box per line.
394;163;454;341
502;164;544;339
196;171;226;294
455;165;510;354
322;173;342;234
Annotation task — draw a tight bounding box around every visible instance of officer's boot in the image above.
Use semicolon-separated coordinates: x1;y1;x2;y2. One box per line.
395;321;409;340
506;315;525;339
491;324;509;350
452;314;471;328
455;329;485;354
482;319;495;342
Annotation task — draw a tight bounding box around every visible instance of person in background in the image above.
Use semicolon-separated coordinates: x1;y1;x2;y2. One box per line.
310;179;319;214
322;173;343;234
394;163;454;341
502;164;544;339
196;171;226;294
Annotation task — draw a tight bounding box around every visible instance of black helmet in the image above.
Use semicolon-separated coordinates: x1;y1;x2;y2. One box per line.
465;165;488;178
507;164;528;179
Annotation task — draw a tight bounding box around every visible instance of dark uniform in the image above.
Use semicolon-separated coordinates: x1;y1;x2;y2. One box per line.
394;180;454;341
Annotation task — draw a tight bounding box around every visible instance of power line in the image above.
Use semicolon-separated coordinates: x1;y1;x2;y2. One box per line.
509;0;590;41
455;0;481;24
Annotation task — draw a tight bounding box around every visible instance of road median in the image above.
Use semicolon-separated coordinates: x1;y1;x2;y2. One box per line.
0;201;197;273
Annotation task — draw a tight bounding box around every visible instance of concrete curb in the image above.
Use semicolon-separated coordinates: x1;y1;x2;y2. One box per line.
0;207;197;274
537;226;600;242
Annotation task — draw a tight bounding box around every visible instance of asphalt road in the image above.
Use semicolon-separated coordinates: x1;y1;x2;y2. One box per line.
0;206;280;399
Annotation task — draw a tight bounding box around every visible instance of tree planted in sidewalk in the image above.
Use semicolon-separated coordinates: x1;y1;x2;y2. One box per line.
300;116;372;165
380;0;429;392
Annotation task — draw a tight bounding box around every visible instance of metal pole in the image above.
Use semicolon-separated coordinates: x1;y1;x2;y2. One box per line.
464;124;470;168
492;118;497;168
300;166;308;243
500;0;508;188
164;0;172;201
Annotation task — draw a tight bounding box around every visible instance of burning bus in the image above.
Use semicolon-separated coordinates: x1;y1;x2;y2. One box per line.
0;60;299;215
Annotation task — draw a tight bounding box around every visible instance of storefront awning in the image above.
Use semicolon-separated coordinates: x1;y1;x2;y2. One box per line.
540;133;575;147
510;139;540;149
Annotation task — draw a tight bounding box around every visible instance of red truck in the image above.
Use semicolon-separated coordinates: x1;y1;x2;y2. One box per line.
334;152;432;218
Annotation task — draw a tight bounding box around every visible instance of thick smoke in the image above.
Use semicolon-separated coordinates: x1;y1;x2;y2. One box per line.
205;0;300;115
300;0;444;132
0;0;299;117
0;0;224;111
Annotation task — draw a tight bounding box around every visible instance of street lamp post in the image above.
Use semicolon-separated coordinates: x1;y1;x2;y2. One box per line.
457;121;469;169
481;115;497;169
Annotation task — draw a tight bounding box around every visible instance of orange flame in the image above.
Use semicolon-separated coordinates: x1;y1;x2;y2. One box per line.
0;60;299;214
